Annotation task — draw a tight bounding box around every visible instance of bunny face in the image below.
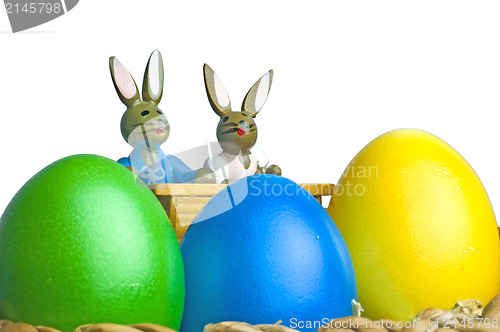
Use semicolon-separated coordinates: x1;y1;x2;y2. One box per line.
204;64;273;155
121;101;170;148
110;50;168;149
216;111;257;155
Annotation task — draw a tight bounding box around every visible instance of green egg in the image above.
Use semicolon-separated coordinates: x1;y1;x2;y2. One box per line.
0;154;184;332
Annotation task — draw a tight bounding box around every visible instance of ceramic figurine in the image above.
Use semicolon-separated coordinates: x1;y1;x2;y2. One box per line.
110;50;214;185
203;64;281;184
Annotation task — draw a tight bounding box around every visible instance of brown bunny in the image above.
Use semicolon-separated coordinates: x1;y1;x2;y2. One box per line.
110;50;214;184
203;64;281;184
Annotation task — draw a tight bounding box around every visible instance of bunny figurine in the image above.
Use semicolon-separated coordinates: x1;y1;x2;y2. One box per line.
110;50;214;185
203;64;282;184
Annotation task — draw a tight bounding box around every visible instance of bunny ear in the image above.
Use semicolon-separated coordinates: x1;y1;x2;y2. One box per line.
204;64;232;117
142;50;164;104
242;70;273;117
109;56;141;107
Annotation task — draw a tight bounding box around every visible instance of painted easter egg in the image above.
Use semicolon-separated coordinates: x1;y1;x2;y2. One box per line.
0;154;184;332
328;129;500;321
180;175;357;332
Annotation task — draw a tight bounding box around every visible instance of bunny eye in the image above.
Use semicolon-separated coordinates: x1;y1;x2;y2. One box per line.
241;113;248;117
222;116;229;122
141;110;150;117
157;110;163;115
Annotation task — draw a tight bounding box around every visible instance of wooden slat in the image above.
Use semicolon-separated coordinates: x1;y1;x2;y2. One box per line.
175;197;212;214
174;197;213;228
151;183;335;197
300;183;335;196
178;215;198;227
150;184;227;196
152;182;336;242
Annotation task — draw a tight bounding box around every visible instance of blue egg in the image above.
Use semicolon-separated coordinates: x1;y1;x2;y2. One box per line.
180;175;357;332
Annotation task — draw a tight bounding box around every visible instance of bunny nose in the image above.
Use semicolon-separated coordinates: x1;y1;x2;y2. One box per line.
237;121;247;136
156;119;165;135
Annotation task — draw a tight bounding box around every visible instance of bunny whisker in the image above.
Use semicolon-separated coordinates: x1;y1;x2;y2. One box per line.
142;127;169;134
222;122;240;127
221;128;241;135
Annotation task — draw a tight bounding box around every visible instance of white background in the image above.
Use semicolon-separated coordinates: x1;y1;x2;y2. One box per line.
0;1;499;222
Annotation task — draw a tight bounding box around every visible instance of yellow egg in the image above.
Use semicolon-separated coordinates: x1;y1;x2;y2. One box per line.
328;129;500;321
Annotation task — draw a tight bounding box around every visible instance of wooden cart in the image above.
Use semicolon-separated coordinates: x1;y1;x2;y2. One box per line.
150;183;335;242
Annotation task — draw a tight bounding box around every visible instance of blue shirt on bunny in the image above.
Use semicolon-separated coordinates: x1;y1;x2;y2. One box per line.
118;147;197;185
